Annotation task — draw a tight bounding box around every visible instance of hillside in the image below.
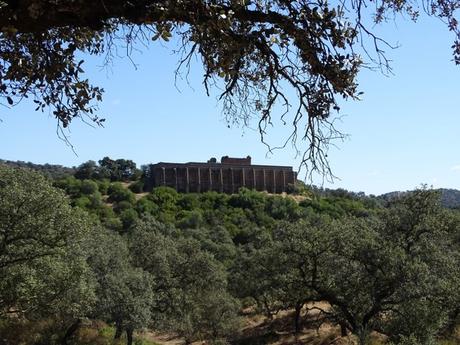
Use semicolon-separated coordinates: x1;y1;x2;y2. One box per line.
0;158;76;179
4;157;460;209
379;188;460;208
1;159;460;345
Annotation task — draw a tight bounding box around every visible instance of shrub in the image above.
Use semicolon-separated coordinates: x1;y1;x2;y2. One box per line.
97;179;111;195
103;216;123;231
108;183;136;204
129;180;144;193
135;197;159;216
119;208;139;229
80;179;99;195
148;187;179;210
53;176;82;198
73;196;91;208
114;200;136;214
176;210;204;229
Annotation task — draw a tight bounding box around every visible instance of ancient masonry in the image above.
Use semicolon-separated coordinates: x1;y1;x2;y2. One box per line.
148;156;297;194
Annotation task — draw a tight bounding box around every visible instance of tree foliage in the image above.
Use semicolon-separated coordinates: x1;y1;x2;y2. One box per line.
87;228;154;345
268;190;460;344
0;164;95;343
1;1;459;173
129;218;241;344
1;164;460;344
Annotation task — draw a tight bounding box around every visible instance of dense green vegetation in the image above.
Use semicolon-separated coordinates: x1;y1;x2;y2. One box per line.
1;160;459;345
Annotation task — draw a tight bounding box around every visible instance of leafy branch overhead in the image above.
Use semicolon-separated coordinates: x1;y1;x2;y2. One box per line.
0;0;459;174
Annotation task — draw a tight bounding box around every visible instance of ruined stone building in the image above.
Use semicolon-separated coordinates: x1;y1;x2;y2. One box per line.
147;156;297;194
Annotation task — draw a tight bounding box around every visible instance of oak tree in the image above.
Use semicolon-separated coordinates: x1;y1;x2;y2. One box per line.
1;0;459;174
0;164;95;343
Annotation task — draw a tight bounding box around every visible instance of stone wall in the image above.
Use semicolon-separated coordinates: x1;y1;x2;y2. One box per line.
220;155;251;166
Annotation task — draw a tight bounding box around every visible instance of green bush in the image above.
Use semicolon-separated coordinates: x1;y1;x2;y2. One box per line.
176;210;204;229
178;193;200;210
73;196;92;208
135;197;158;216
97;179;111;195
229;188;266;211
119;208;139;229
148;186;179;210
108;183;136;204
87;191;104;209
81;179;99;195
103;216;123;231
53;176;82;198
129;180;144;193
114;200;135;214
265;195;300;220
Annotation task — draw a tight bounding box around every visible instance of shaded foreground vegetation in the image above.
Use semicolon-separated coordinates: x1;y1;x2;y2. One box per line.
0;160;459;345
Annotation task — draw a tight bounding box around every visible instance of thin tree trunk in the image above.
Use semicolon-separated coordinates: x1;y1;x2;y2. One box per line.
340;322;348;337
263;298;273;320
114;321;123;339
294;302;303;334
61;319;82;345
126;327;134;345
444;307;460;336
356;328;370;345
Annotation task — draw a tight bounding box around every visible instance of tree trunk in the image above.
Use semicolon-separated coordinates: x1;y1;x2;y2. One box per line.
356;328;370;345
61;319;82;345
114;321;123;339
126;327;134;345
444;307;460;336
340;322;348;337
294;302;303;334
263;298;274;320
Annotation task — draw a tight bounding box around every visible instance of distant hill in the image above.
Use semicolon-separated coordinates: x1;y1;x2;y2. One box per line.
438;188;460;208
379;188;460;209
0;159;75;180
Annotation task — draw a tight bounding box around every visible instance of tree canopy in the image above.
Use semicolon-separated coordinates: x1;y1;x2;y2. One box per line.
1;162;460;344
0;164;95;343
1;0;459;174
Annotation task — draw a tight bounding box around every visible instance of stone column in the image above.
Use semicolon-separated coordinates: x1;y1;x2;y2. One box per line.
263;169;266;191
282;170;286;192
209;168;212;191
174;168;178;191
162;167;166;186
231;168;235;194
219;168;224;193
197;167;201;193
253;168;256;189
186;167;190;193
242;168;246;187
273;169;276;193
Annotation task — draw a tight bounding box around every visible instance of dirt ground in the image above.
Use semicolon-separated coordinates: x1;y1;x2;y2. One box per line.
143;303;363;345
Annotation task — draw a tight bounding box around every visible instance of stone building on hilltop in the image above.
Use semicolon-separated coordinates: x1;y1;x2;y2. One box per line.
147;156;297;194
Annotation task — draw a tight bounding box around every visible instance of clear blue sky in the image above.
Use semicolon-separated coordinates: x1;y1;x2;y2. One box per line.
1;14;459;195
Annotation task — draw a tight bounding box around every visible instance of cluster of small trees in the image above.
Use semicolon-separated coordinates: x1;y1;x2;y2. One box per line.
1;164;459;344
0;165;240;345
53;173;375;234
232;193;460;344
74;158;142;182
